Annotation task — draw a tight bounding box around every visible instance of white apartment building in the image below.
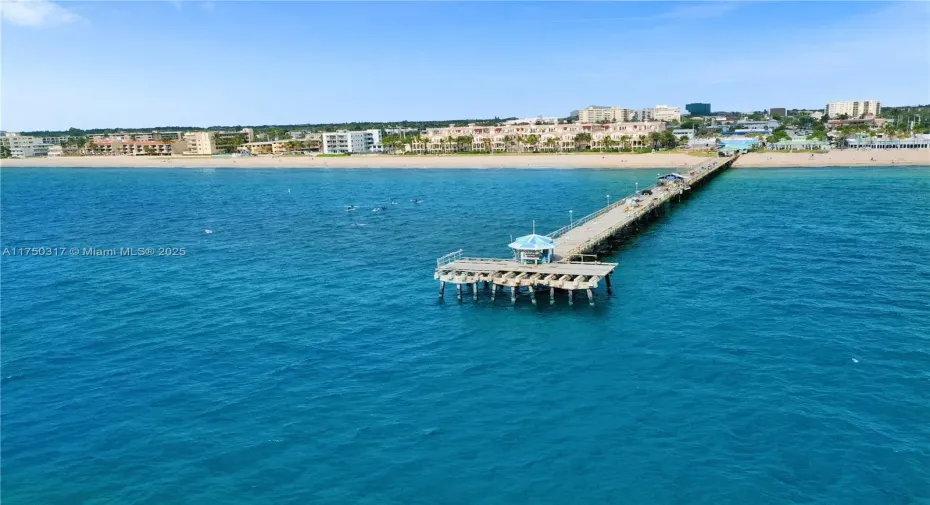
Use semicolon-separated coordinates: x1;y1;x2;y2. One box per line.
40;136;70;145
321;130;382;154
825;100;881;118
636;109;654;121
1;133;51;158
182;131;216;155
653;105;681;122
578;106;634;123
88;131;182;143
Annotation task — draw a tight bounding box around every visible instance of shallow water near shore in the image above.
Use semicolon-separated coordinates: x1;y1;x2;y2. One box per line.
2;166;929;504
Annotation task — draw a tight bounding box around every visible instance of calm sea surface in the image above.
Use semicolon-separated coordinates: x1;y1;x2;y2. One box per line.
2;166;929;504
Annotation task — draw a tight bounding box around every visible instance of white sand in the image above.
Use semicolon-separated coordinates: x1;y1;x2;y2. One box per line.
3;150;927;169
734;149;929;167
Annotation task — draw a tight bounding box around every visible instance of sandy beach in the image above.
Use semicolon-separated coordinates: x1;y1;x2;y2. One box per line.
2;149;927;169
733;149;929;167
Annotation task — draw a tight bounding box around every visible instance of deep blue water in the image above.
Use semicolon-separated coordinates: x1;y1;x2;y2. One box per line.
2;166;929;504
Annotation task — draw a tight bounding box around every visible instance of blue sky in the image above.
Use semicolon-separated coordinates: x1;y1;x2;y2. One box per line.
2;1;929;131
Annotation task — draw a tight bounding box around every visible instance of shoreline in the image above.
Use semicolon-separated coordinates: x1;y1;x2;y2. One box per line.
2;150;927;169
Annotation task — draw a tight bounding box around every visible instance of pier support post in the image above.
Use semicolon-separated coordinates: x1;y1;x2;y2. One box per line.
484;281;489;290
439;281;445;299
587;289;595;307
491;283;497;301
510;286;517;305
549;287;555;305
456;283;462;302
473;282;478;301
605;274;612;295
530;287;537;306
568;290;574;306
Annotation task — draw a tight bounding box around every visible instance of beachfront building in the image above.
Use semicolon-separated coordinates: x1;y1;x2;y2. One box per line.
88;131;183;143
844;135;930;150
1;133;52;158
686;103;711;116
47;145;64;157
321;130;382;154
182;131;216;155
768;135;830;151
577;106;634;123
825;100;881;118
40;136;70;145
688;138;717;150
412;122;667;153
86;140;178;156
653;105;681;122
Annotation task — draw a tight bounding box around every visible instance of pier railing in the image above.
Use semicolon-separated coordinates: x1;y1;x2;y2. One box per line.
547;192;639;240
436;249;463;267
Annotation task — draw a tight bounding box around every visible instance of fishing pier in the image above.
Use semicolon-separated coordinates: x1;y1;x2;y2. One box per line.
434;156;736;306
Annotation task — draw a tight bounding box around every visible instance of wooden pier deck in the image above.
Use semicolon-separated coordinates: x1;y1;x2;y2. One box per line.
435;156;735;305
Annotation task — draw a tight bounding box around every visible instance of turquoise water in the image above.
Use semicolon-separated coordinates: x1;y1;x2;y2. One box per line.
2;166;929;504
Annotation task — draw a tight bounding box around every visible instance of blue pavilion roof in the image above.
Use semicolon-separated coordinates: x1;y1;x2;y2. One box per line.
509;234;558;250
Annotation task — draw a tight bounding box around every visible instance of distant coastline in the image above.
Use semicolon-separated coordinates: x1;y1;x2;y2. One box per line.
2;150;928;169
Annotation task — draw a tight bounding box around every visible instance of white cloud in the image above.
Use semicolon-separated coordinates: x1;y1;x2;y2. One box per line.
1;0;79;28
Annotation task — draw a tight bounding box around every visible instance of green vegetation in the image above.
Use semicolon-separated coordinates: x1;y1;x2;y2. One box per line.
765;128;790;144
879;104;930;134
214;133;247;154
0;146;10;158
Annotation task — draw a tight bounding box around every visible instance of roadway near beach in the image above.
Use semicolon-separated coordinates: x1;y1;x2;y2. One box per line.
3;149;928;169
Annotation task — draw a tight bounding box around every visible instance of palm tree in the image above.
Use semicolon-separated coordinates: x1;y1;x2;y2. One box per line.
602;137;615;152
574;132;592;150
660;131;677;149
620;135;631;151
482;137;492;153
525;134;539;152
648;131;663;150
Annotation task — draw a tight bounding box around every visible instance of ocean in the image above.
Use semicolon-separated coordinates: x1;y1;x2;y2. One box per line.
2;166;929;504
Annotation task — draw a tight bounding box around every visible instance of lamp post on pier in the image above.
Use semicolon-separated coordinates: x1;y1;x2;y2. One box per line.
569;210;573;228
635;182;639;194
606;194;611;207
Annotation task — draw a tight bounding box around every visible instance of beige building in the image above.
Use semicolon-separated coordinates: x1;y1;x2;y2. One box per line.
825;100;881;118
578;106;634;123
182;131;216;155
412;122;666;153
87;140;177;156
652;105;681;122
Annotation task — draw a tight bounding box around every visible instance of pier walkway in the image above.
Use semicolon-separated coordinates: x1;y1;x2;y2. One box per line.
435;156;735;305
